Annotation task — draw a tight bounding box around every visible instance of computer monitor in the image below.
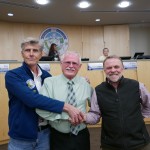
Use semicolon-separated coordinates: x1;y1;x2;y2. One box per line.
81;58;89;61
39;56;52;61
143;55;150;59
120;56;131;60
137;55;150;59
133;52;144;59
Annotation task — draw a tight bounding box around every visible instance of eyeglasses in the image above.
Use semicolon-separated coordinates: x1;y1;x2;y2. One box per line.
63;61;79;67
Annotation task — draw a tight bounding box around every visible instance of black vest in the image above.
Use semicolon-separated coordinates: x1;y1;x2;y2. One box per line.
95;77;150;150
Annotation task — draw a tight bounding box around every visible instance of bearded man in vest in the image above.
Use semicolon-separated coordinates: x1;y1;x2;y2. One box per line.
85;55;150;150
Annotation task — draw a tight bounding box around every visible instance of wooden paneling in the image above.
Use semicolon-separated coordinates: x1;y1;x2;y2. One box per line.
56;25;83;55
49;62;62;76
137;60;150;91
0;63;22;144
123;69;137;80
82;26;104;60
78;63;104;88
104;25;130;56
0;73;9;144
0;21;129;61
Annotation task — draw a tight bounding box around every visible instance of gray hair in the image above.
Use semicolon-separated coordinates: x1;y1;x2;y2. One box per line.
21;37;44;51
60;51;81;64
103;55;124;67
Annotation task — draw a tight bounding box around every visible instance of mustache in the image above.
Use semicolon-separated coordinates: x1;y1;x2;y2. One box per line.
109;73;118;76
66;67;75;71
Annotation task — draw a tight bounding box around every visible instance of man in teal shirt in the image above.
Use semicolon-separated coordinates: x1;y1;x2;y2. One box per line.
36;51;92;150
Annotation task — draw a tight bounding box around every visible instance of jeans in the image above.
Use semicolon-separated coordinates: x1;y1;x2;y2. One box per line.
8;128;50;150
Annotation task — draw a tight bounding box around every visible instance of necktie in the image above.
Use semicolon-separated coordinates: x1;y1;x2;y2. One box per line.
67;81;80;135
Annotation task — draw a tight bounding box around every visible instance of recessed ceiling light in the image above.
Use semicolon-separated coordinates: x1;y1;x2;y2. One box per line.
118;1;130;8
95;19;100;22
8;13;14;16
35;0;49;5
78;1;91;8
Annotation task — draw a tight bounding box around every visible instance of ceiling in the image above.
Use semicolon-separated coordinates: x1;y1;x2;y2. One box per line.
0;0;150;25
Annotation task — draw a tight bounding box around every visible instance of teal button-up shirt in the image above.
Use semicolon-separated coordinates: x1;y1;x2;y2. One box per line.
36;74;92;133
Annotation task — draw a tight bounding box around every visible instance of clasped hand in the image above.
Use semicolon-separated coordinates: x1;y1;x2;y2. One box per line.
64;103;86;125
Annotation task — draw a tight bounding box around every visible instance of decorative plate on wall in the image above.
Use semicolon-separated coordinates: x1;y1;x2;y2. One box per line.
40;27;69;55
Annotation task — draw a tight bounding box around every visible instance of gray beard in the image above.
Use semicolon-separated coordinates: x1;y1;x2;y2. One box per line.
107;76;122;83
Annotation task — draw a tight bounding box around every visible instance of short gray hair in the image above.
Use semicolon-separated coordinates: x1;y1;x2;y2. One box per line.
21;37;44;51
103;55;124;67
60;51;81;64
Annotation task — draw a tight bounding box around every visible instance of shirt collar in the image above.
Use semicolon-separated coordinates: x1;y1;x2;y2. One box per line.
31;66;42;77
61;74;78;84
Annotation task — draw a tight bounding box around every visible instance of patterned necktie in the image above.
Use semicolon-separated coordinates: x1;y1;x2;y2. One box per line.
67;81;80;135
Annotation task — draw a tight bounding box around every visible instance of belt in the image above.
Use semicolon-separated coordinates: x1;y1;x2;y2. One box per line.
38;124;49;132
